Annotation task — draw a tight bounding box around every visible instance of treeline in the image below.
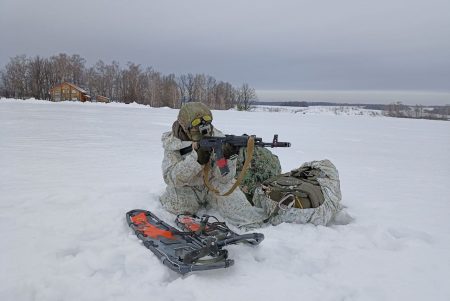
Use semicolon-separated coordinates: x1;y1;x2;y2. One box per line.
0;53;257;109
384;101;449;120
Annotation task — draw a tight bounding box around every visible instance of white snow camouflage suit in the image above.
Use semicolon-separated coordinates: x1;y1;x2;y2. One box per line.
159;128;269;229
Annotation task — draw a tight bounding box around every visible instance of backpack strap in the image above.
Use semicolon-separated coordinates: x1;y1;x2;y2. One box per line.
203;136;255;196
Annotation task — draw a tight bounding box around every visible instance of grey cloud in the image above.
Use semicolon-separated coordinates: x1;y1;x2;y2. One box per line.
1;0;449;103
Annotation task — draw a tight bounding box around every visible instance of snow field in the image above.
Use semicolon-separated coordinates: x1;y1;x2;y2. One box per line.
1;99;449;301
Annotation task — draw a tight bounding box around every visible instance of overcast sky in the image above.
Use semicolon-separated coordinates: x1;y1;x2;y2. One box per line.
1;0;449;104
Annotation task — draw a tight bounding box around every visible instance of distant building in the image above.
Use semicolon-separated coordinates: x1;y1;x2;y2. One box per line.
95;95;110;103
49;82;91;102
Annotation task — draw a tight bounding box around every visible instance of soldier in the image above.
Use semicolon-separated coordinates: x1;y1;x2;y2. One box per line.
159;102;269;229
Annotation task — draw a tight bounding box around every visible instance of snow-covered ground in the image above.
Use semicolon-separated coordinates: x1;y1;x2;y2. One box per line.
254;104;383;116
1;99;449;301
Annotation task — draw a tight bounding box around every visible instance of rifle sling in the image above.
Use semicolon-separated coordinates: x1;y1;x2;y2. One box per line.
203;136;255;197
180;145;193;156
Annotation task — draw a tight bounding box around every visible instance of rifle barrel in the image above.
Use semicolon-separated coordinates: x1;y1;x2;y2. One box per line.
256;141;291;147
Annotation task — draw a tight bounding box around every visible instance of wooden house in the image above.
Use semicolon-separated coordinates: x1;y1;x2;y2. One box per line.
49;82;91;102
95;95;110;103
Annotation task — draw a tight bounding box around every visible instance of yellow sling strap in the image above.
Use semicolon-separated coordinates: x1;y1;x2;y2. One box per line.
203;136;255;196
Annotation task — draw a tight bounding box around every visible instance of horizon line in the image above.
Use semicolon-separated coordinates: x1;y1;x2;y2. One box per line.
255;89;450;106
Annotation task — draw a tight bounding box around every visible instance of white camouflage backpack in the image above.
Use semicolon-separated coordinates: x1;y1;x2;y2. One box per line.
253;159;343;226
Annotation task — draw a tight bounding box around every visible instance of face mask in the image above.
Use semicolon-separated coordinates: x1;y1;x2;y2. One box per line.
189;122;212;141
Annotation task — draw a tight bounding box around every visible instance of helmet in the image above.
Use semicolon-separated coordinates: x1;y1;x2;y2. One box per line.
177;102;212;130
177;102;213;141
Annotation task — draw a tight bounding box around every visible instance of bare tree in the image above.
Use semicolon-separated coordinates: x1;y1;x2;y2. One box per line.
160;74;181;108
192;74;207;102
141;67;159;106
178;73;196;102
29;56;48;99
2;55;29;99
69;54;86;85
212;82;237;109
205;76;217;107
236;83;256;111
119;63;143;103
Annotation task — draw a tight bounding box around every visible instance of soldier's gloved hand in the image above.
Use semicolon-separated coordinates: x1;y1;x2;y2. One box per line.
195;145;211;165
222;143;239;159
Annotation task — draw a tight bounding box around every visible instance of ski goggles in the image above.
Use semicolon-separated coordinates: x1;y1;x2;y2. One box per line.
190;115;212;128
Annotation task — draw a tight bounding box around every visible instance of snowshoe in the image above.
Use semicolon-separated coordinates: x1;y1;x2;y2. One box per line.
175;214;264;247
126;209;234;274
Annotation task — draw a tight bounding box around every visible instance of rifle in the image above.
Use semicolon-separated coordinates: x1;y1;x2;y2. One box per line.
198;134;291;176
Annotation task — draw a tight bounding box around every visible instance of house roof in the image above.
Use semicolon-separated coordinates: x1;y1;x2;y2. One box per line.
49;82;89;94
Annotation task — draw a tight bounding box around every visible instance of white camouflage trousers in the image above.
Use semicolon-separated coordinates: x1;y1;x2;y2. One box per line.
161;183;268;229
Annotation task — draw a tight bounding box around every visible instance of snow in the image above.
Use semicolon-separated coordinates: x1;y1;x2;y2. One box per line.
1;98;449;301
253;105;383;116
